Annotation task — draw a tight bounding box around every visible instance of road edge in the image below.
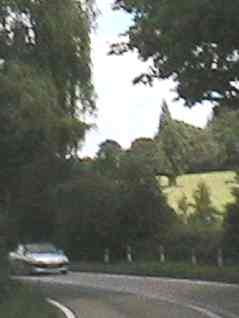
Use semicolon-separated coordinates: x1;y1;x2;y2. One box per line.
47;298;76;318
71;271;239;288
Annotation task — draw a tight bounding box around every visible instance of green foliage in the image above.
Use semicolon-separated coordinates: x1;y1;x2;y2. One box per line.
158;100;171;131
53;167;121;259
112;0;239;108
166;181;222;265
188;127;223;172
156;117;189;180
223;172;239;257
117;178;175;246
121;138;159;182
0;0;95;158
189;181;219;226
156;102;189;181
177;193;189;224
209;109;239;168
9;155;72;243
0;0;96;245
155;102;221;180
115;143;177;250
95;139;123;178
52;139;177;260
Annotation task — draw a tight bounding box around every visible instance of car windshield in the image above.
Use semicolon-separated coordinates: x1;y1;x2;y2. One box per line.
25;243;58;254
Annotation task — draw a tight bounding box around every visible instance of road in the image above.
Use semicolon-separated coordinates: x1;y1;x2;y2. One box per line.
23;272;239;318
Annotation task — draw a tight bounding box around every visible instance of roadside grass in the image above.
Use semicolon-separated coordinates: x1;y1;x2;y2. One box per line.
0;282;59;318
161;171;236;214
70;261;239;285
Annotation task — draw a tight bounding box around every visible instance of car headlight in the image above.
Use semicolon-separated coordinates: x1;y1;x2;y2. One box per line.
27;260;44;266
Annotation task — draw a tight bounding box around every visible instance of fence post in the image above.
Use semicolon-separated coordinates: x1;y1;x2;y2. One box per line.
217;248;223;267
159;245;165;263
126;245;133;263
104;248;110;264
192;248;197;265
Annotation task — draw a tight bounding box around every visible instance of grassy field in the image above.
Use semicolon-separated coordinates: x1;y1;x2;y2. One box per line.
161;171;237;214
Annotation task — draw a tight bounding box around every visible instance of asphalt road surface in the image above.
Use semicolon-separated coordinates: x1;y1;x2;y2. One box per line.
22;272;239;318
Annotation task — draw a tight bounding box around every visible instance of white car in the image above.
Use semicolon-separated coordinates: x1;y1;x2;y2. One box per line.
9;243;69;275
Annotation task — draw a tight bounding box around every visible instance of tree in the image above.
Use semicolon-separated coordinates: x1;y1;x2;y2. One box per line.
53;169;121;259
209;109;239;169
118;137;160;187
117;146;177;249
130;137;160;175
187;127;222;172
0;0;95;158
95;140;123;178
158;100;172;131
117;180;175;247
189;181;219;227
177;193;189;224
0;0;96;245
223;171;239;258
10;154;73;243
97;140;123;159
155;104;191;184
112;0;239;108
155;101;222;179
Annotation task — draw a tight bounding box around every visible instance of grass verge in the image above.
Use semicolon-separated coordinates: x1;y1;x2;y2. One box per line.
0;282;60;318
71;261;239;285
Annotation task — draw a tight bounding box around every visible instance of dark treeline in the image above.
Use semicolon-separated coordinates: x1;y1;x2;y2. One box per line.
1;98;239;262
2;111;239;263
2;139;177;260
156;102;239;180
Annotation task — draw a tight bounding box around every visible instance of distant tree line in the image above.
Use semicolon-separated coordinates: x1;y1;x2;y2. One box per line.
2;97;239;261
154;102;239;181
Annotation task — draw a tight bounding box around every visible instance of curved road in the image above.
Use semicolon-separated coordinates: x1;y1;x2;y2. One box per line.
23;273;239;318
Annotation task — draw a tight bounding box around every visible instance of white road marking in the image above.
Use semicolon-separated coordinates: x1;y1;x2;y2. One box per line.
188;304;226;318
149;295;225;318
47;298;76;318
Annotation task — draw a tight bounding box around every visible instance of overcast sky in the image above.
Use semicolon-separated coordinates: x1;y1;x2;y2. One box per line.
80;0;213;157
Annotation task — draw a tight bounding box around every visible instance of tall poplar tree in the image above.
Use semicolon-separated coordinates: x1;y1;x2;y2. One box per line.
0;0;95;156
0;0;96;244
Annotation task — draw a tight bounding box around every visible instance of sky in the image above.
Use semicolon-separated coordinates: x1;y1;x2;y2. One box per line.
80;0;213;157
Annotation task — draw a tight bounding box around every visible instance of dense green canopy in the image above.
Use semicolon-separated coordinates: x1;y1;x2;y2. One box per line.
0;0;95;157
0;0;96;244
112;0;239;108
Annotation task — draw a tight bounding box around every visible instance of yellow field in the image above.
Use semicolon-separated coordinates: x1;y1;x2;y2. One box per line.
161;171;237;214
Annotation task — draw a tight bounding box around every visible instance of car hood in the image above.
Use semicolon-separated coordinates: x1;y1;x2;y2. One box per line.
27;253;68;263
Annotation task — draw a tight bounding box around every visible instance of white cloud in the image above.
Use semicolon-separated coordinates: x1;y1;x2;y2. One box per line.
80;0;213;157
